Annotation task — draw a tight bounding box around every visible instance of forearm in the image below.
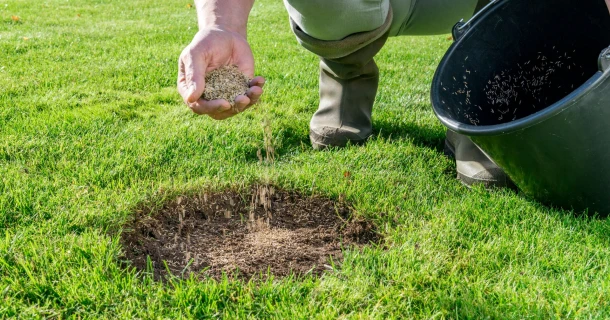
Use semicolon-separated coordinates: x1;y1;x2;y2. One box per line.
607;0;610;13
195;0;255;37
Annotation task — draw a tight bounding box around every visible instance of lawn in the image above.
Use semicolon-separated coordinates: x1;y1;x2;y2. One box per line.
1;0;610;318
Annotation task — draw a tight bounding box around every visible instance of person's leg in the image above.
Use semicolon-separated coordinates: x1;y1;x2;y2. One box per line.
444;131;515;189
391;0;513;188
445;0;514;188
311;32;390;149
390;0;478;36
284;0;390;42
387;0;491;36
284;0;511;187
285;0;393;149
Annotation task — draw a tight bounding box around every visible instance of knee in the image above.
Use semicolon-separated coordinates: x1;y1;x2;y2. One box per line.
285;0;393;60
284;0;391;41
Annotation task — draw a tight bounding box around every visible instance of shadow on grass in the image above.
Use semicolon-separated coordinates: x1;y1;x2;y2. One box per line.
372;115;610;222
259;108;446;156
273;125;310;154
373;116;446;152
241;121;310;163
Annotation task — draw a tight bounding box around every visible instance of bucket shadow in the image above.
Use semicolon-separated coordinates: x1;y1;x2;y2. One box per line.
373;115;610;222
540;200;610;220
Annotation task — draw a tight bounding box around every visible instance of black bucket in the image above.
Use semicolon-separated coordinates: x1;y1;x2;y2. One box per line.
431;0;610;213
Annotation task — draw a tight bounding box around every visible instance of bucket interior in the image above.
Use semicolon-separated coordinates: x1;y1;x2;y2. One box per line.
433;0;610;126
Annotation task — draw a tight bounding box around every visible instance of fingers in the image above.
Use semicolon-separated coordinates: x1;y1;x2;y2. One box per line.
177;55;190;101
209;110;239;121
177;46;208;104
231;78;265;113
200;76;266;119
244;76;265;107
250;76;265;89
188;99;231;115
232;95;251;113
184;85;263;120
245;84;263;106
178;51;265;120
205;92;258;120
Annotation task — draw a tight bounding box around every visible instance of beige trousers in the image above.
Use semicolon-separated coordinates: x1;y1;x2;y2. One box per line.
284;0;478;41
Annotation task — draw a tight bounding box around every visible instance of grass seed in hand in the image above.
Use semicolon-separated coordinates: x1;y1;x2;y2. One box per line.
202;65;250;109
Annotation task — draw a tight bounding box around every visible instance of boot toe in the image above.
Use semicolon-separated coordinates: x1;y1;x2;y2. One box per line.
310;126;370;150
446;130;515;189
458;167;513;189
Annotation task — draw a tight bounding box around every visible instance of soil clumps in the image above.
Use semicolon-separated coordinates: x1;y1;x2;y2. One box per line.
121;185;378;280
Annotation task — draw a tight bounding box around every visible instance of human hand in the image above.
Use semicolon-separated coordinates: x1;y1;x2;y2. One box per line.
606;0;610;14
177;28;265;120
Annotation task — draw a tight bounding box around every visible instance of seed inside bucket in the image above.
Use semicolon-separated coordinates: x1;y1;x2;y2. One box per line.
451;45;587;126
202;65;250;108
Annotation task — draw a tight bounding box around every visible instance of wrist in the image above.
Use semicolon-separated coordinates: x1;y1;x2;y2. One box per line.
196;0;251;37
214;23;248;38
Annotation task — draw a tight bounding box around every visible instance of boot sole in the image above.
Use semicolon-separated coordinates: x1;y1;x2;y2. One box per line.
311;138;368;151
310;131;370;151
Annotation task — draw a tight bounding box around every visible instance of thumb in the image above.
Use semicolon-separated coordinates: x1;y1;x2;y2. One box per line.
184;49;207;103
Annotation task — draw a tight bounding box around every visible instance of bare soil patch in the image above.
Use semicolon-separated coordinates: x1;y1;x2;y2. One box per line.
121;185;378;280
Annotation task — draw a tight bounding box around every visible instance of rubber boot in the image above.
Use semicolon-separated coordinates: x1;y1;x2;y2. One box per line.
309;32;390;150
444;130;515;189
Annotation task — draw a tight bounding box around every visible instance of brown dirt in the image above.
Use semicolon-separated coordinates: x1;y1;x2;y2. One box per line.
202;65;250;108
121;185;378;280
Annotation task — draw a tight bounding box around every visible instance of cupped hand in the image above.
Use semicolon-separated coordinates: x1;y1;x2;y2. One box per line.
177;28;265;120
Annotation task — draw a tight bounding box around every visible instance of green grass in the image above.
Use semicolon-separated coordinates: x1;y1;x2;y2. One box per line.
1;0;610;318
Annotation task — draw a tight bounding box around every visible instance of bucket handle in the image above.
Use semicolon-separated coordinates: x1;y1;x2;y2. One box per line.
599;46;610;72
453;0;503;40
